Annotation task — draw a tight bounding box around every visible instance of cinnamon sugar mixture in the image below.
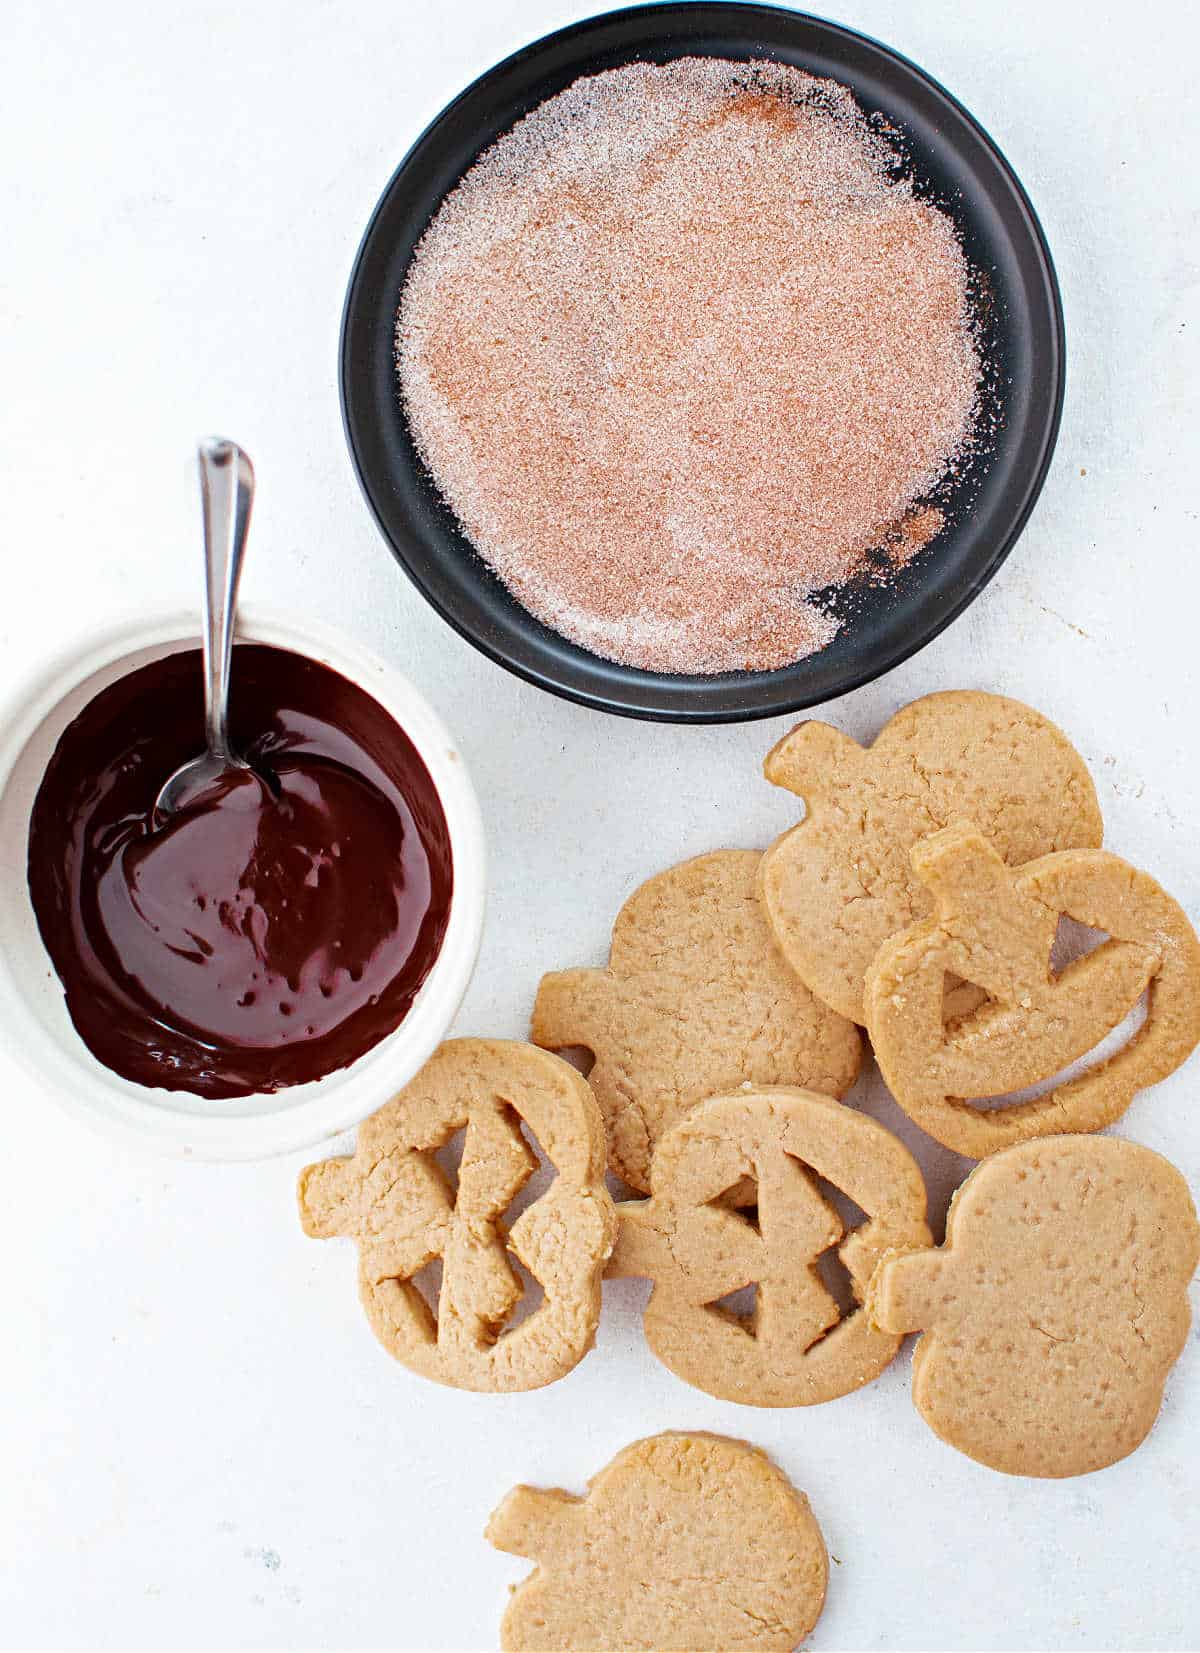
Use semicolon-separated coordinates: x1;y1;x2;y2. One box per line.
398;59;981;675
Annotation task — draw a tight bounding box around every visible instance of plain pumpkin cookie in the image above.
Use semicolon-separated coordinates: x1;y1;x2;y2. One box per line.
487;1431;828;1652
864;824;1200;1158
532;849;861;1192
868;1135;1200;1477
297;1039;616;1393
758;691;1103;1024
608;1087;929;1405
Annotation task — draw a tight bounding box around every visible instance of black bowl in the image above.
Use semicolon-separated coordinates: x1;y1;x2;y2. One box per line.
340;2;1064;723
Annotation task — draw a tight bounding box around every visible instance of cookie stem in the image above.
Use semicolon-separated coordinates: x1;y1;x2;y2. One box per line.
763;720;861;797
486;1485;580;1561
868;1246;947;1334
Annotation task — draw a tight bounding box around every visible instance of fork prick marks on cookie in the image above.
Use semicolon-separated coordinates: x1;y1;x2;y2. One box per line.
866;1135;1200;1476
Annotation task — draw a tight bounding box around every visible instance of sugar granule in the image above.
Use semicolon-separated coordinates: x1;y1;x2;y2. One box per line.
398;58;982;675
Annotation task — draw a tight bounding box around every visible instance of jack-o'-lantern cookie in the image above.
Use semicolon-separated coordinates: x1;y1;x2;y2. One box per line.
868;1135;1200;1477
487;1431;828;1652
864;824;1200;1158
608;1087;929;1405
759;691;1103;1024
297;1039;616;1393
532;850;861;1192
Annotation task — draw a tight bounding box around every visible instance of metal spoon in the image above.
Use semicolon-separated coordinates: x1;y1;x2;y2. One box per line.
154;438;256;821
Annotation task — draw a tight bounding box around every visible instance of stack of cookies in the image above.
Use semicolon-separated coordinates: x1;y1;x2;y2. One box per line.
297;691;1200;1652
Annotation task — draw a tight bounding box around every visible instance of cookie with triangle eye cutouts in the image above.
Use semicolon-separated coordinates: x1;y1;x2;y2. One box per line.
868;1134;1200;1477
532;849;861;1193
487;1431;829;1652
864;823;1200;1159
758;691;1104;1025
297;1039;616;1393
608;1086;930;1405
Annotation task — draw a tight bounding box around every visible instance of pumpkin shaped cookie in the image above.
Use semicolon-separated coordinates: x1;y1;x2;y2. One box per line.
297;1039;615;1393
864;824;1200;1157
758;691;1103;1024
532;849;861;1192
487;1431;828;1652
608;1087;929;1405
868;1135;1200;1477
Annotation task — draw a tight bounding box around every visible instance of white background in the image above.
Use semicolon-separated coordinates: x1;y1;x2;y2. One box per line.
2;1;1198;1648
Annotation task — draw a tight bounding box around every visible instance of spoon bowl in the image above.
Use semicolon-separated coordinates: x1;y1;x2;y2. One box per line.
153;748;256;822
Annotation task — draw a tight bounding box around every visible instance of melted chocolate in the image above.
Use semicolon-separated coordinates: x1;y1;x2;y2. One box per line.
28;644;453;1097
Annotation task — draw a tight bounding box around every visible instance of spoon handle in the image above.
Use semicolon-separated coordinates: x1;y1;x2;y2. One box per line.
198;437;255;760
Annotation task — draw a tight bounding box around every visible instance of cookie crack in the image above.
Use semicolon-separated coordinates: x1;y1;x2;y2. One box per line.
1029;1320;1070;1345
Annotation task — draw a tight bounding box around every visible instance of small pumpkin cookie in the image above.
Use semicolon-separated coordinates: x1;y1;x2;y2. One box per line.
532;849;861;1192
297;1039;616;1393
608;1087;929;1405
864;824;1200;1157
487;1431;828;1652
758;691;1103;1024
868;1135;1200;1477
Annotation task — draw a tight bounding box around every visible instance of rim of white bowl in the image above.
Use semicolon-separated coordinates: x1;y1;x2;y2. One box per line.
0;607;486;1162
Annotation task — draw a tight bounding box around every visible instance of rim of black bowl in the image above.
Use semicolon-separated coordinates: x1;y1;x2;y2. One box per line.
340;2;1065;724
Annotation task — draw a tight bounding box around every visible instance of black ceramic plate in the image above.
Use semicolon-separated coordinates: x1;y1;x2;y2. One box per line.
340;3;1063;723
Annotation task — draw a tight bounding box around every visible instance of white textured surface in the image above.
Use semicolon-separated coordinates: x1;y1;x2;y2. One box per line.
1;2;1197;1649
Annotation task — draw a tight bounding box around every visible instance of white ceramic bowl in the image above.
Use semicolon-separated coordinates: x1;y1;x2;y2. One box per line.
0;608;486;1160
